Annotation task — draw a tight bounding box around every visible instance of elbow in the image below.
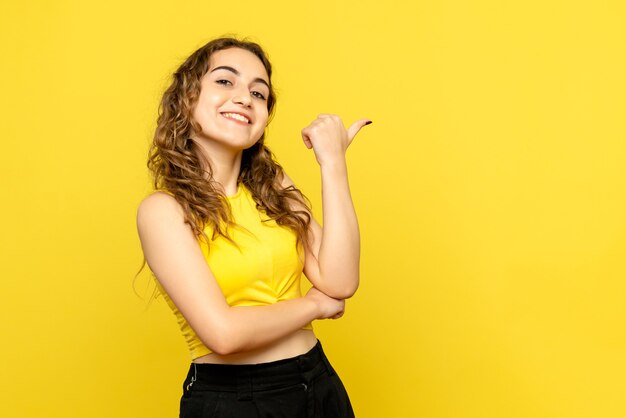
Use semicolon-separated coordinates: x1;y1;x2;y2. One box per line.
207;336;242;356
212;345;235;356
337;286;359;299
317;267;360;299
208;337;233;356
326;282;359;300
198;321;238;356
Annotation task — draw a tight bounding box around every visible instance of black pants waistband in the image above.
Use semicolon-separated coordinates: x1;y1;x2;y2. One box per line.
183;340;336;400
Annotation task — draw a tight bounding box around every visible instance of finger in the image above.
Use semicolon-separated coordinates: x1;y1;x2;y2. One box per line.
346;118;372;143
301;130;313;149
332;311;344;319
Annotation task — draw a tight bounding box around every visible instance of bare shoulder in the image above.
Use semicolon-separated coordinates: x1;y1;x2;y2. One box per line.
136;191;195;251
138;190;180;213
279;169;312;199
278;170;295;189
136;191;185;231
278;170;311;211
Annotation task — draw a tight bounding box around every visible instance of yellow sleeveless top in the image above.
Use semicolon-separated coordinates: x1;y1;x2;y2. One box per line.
154;184;314;360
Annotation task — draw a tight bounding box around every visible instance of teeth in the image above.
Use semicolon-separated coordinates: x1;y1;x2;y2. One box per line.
222;113;250;124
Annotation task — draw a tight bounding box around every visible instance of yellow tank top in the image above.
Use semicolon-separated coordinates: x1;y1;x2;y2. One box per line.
154;184;314;360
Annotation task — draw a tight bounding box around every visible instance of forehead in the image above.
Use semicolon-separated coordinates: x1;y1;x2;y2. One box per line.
208;48;269;81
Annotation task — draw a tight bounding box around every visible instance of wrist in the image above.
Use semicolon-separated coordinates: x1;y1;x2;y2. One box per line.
319;158;347;173
303;294;321;319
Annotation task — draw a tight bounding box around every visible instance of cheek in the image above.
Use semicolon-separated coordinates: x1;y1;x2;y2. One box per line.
193;95;220;122
196;90;222;110
255;118;268;137
253;114;268;139
257;109;269;125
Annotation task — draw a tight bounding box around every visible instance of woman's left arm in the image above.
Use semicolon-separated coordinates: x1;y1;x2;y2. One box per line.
284;114;371;300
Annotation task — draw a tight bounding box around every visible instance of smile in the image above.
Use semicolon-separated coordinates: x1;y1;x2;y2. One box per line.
221;112;250;124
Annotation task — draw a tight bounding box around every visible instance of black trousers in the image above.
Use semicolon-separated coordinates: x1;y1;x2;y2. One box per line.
179;339;355;417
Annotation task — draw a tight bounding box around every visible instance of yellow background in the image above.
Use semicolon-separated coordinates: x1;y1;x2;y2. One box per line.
1;1;625;417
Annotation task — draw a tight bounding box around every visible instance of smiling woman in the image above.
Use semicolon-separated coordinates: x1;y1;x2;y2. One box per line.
136;36;369;417
191;49;271;161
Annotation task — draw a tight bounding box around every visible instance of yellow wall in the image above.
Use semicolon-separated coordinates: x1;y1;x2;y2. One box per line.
1;1;625;417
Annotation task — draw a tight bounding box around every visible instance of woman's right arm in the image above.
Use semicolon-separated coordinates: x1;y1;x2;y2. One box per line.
136;192;344;356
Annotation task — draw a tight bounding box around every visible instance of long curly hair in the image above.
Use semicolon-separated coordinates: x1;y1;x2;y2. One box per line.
134;36;312;302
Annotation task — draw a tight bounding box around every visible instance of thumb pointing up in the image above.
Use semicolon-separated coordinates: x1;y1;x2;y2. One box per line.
347;119;372;145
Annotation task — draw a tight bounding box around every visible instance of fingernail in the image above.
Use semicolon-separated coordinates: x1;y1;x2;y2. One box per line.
365;120;373;125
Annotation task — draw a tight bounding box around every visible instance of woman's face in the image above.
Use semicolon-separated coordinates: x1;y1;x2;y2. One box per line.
192;47;270;152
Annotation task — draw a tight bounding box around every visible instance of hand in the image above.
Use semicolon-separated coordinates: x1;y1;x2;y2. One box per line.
301;114;371;166
305;286;345;320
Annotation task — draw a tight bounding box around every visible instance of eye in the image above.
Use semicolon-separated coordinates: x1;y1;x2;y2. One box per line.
215;79;232;86
251;91;266;100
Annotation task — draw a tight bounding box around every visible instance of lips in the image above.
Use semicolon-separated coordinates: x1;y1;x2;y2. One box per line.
221;112;251;124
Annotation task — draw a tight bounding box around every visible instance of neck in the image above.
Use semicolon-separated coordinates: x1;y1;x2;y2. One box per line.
194;139;243;197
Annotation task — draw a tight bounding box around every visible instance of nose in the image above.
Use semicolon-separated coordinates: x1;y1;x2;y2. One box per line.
232;92;252;108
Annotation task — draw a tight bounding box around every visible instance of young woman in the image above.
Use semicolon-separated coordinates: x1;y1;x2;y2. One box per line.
136;36;369;417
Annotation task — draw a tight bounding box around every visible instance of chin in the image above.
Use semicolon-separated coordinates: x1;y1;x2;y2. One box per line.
227;138;261;151
231;134;263;149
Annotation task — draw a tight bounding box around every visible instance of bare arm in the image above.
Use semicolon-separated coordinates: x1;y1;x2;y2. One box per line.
281;168;359;300
136;192;343;356
286;114;370;299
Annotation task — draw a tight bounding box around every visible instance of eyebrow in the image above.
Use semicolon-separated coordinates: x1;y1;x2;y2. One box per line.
210;66;270;89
